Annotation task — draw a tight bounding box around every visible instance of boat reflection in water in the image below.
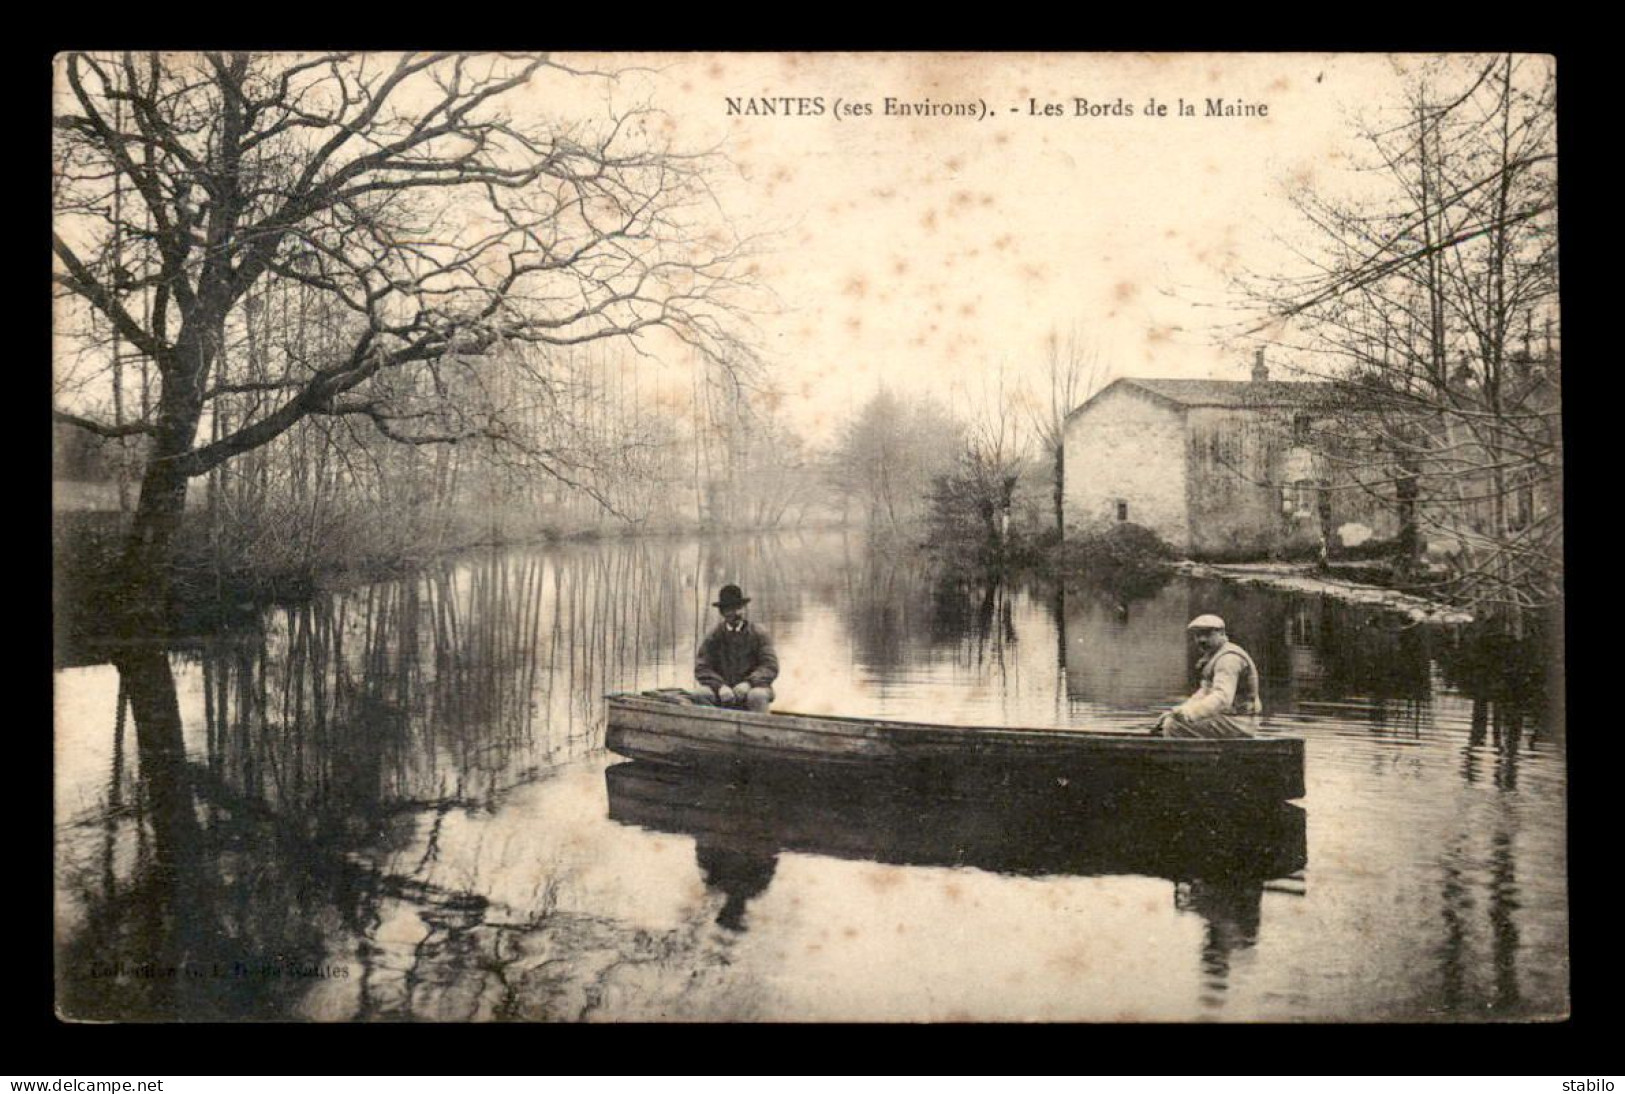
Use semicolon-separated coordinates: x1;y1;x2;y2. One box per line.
606;759;1307;990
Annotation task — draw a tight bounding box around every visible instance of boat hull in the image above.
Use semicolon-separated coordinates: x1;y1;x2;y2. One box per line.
605;694;1305;804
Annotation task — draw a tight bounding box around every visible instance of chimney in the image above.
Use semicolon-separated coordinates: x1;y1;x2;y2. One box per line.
1251;347;1269;383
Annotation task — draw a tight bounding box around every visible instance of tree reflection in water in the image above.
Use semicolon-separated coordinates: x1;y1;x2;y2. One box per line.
59;647;353;1021
53;533;1561;1021
57;544;743;1021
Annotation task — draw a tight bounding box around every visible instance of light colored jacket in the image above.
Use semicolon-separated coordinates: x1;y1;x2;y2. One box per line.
1178;641;1262;720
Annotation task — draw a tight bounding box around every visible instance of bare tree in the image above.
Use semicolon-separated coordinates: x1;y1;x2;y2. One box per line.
1240;55;1559;631
679;352;815;529
53;52;754;620
828;389;965;535
1022;327;1108;538
960;362;1033;551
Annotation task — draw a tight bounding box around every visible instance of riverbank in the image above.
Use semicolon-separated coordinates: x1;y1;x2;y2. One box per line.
53;513;854;665
932;525;1473;626
1171;560;1475;624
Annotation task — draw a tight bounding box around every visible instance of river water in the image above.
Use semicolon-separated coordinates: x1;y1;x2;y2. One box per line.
52;530;1566;1022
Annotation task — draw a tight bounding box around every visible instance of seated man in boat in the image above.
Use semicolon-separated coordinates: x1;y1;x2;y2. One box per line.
1151;614;1261;739
687;584;778;712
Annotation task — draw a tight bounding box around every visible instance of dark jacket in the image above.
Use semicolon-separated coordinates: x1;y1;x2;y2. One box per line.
695;619;779;690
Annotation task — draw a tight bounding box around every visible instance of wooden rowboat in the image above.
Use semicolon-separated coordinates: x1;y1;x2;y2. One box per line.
605;692;1305;803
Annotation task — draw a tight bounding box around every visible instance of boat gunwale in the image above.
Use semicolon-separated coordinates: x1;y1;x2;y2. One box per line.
607;694;1303;753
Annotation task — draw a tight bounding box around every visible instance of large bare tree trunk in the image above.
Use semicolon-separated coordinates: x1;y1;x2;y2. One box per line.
121;452;190;625
120;331;208;625
58;52;757;605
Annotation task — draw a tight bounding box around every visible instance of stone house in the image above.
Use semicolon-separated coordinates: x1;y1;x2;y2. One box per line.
1062;358;1397;560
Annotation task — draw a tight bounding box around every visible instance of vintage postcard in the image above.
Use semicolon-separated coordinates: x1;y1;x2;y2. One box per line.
52;52;1564;1022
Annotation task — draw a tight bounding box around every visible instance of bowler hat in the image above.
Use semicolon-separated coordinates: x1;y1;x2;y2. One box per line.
713;584;751;610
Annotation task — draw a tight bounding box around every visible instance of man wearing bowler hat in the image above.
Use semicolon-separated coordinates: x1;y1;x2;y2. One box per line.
1151;614;1261;739
689;584;778;712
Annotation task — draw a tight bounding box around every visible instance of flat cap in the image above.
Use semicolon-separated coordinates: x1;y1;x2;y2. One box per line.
1187;614;1227;631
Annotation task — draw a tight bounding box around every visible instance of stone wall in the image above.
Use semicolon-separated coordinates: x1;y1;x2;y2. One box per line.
1185;407;1316;558
1185;407;1401;559
1330;458;1403;551
1065;386;1408;560
1062;385;1189;549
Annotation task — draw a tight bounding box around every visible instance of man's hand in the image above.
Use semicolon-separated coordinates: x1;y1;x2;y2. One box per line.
716;685;736;704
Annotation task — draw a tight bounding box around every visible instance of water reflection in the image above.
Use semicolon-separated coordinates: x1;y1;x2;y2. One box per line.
1174;879;1264;1008
1060;582;1191;709
609;762;1307;880
59;647;372;1021
696;842;780;932
606;760;1306;1000
1058;577;1438;719
58;545;697;1020
53;531;1565;1021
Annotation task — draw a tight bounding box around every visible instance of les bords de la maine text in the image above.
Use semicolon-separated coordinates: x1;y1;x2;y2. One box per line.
723;94;1269;120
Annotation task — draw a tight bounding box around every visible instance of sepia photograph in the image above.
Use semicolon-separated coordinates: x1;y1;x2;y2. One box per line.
51;51;1564;1023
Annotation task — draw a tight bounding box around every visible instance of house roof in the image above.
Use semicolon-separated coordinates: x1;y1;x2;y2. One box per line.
1125;377;1346;407
1071;376;1346;417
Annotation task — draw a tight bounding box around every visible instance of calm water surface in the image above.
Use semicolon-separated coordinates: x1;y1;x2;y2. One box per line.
53;531;1566;1021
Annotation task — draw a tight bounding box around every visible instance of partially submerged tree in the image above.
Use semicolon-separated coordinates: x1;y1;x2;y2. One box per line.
929;363;1032;564
53;52;754;620
1241;54;1559;631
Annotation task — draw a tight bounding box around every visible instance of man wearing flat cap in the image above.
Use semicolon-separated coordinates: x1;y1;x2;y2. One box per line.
1152;614;1262;739
689;584;779;712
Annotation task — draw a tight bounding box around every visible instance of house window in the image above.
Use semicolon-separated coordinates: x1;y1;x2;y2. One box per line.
1116;500;1129;522
1293;414;1311;441
1283;479;1318;518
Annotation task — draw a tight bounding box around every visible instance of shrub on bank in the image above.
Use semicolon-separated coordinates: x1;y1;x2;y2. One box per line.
1049;523;1175;599
1057;522;1174;571
52;513;130;656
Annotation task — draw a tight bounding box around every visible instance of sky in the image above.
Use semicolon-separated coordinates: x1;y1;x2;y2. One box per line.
540;52;1474;445
55;53;1547;452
